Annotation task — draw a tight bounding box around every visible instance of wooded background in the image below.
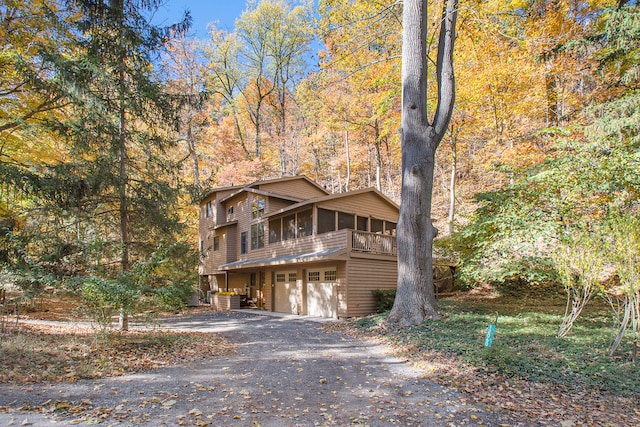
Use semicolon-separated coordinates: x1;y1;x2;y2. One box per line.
2;0;639;312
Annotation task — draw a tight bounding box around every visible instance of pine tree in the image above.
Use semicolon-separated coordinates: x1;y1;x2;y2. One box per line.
35;0;191;329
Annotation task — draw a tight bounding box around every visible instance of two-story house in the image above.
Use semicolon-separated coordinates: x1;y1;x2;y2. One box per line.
198;175;400;318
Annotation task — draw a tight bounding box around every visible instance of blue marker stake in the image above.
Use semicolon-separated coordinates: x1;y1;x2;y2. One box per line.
484;314;499;347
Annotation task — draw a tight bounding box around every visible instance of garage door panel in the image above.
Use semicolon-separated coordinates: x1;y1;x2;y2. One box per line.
274;271;297;314
307;267;337;318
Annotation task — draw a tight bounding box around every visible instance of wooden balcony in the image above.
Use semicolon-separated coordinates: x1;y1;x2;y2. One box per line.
349;230;397;256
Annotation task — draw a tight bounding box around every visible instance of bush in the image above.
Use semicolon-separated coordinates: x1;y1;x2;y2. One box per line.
372;289;396;313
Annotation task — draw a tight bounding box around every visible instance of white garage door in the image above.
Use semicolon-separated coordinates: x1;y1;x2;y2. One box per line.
306;268;337;318
274;271;298;314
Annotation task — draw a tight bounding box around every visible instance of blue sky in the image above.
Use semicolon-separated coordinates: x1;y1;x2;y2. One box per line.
155;0;249;39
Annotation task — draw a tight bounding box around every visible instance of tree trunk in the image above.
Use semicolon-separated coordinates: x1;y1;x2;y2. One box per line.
388;0;458;326
374;120;382;191
115;0;129;332
448;132;457;235
344;130;351;192
186;123;201;192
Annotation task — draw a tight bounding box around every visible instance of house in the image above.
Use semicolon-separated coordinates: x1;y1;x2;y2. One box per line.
198;175;401;318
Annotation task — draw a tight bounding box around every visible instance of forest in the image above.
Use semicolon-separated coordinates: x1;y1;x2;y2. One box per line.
1;0;639;338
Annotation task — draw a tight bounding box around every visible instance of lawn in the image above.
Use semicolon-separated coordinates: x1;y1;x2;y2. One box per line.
355;297;638;396
340;295;639;426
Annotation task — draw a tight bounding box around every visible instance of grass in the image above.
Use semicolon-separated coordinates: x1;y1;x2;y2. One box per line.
353;297;639;397
0;323;234;383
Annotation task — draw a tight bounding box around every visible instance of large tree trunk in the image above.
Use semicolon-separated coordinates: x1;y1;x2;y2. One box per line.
388;0;458;326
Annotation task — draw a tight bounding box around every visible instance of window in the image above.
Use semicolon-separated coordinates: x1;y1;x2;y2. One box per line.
357;216;368;231
269;218;282;243
283;214;296;240
338;211;355;230
317;208;336;234
240;232;247;254
297;210;313;237
324;270;337;281
385;221;397;235
227;206;234;216
371;218;384;233
213;236;220;251
308;271;320;282
252;197;265;219
288;273;297;282
205;201;213;218
199;239;205;253
251;223;265;249
276;273;286;282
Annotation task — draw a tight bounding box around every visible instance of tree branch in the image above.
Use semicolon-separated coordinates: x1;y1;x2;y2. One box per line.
433;0;459;140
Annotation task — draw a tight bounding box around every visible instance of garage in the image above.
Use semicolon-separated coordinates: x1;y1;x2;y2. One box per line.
274;271;299;314
306;267;338;318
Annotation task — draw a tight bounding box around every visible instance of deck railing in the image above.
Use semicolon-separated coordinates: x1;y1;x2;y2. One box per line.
350;230;397;256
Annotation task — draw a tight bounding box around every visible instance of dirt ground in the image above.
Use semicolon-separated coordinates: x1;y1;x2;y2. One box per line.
0;310;521;427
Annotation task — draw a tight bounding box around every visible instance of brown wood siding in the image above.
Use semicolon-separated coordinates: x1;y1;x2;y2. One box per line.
268;197;295;212
215;188;238;220
242;229;349;263
258;180;327;199
345;258;398;317
264;269;277;312
227;272;251;294
227;194;249;261
199;225;238;275
225;224;237;263
317;193;398;221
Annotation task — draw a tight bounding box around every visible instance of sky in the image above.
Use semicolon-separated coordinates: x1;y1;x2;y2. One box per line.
155;0;249;39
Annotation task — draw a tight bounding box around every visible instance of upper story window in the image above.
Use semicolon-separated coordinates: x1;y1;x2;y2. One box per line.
357;216;368;231
371;218;384;233
338;211;355;230
213;236;220;251
205;201;213;218
240;232;247;254
297;209;312;238
269;217;282;243
283;214;296;240
318;208;336;234
252;198;265;219
227;206;234;221
251;223;265;250
385;221;397;235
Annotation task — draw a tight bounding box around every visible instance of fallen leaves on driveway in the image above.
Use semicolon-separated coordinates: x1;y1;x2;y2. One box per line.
0;323;235;384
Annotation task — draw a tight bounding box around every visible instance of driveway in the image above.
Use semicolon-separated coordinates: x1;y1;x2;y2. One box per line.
0;311;518;426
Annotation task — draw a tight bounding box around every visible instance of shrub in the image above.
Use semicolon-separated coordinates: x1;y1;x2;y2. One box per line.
372;289;396;313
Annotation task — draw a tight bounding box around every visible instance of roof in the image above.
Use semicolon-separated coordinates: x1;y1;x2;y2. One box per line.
263;187;399;219
199;183;245;203
247;175;329;195
200;175;329;204
218;248;347;270
219;187;306;204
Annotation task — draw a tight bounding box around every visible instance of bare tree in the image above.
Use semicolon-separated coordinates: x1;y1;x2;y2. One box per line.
388;0;458;326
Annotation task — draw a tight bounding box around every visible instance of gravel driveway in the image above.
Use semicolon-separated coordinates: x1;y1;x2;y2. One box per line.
0;310;518;426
